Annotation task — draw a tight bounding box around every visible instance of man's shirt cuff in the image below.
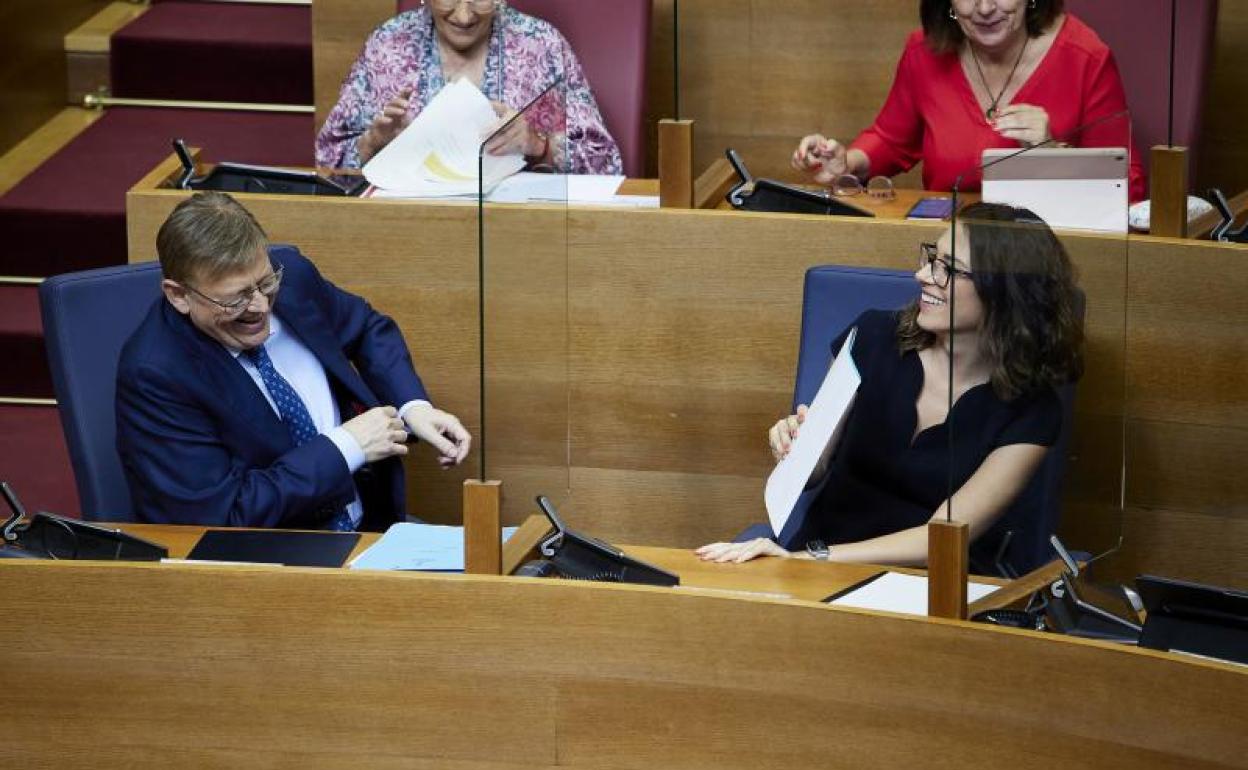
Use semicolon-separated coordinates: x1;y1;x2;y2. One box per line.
398;399;432;430
326;426;366;472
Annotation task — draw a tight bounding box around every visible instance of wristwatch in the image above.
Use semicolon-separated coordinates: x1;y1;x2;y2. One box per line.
805;539;830;561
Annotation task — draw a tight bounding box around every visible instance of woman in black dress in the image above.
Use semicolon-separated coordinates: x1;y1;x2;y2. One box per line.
698;202;1083;566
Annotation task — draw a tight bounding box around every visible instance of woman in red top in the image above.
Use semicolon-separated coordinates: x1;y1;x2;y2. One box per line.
792;0;1146;201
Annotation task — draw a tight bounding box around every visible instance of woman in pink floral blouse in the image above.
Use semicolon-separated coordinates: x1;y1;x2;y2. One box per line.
316;0;623;175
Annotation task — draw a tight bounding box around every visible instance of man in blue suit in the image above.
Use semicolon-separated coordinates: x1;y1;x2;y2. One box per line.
116;191;470;529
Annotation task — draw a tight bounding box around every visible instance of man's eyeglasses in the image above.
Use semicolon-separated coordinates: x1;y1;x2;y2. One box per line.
919;242;972;289
183;264;283;318
426;0;500;12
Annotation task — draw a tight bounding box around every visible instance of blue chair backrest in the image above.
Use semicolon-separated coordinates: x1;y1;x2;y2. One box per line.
39;262;164;521
787;264;1076;576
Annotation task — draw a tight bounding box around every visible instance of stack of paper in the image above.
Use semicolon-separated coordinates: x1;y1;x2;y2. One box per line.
363;79;526;197
348;522;517;571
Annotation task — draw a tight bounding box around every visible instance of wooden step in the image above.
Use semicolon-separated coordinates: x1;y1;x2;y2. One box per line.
0;107;103;198
64;1;149;104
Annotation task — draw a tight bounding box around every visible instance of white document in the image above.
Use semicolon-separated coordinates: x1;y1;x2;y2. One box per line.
764;327;861;537
828;571;999;616
348;522;517;571
363;78;526;196
400;172;627;204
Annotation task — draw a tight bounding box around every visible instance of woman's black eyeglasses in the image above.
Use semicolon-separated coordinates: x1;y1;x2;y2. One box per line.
919;242;973;289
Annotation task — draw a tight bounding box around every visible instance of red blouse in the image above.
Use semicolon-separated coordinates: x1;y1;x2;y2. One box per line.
850;15;1146;201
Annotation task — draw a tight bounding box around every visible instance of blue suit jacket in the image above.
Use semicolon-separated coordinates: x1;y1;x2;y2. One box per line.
116;245;429;530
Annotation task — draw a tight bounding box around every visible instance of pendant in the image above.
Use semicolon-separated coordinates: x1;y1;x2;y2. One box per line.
986;106;997;120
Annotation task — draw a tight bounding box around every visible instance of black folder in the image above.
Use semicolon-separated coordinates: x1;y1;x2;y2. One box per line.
187;530;360;568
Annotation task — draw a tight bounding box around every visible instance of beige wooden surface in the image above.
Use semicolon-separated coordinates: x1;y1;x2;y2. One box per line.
126;175;1248;589
1;550;1245;769
63;0;146;53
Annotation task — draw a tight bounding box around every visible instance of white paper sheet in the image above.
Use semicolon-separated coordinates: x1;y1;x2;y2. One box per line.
348;523;517;571
363;78;525;195
365;172;643;206
764;327;860;537
828;571;999;616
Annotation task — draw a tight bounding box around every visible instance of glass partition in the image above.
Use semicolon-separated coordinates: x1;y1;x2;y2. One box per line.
953;124;1133;576
674;0;922;187
478;77;571;526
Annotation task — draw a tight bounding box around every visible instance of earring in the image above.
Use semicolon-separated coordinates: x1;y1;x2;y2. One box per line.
949;6;957;20
1029;0;1037;7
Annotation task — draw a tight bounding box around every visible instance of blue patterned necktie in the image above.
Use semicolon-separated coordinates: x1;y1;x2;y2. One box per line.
245;344;354;532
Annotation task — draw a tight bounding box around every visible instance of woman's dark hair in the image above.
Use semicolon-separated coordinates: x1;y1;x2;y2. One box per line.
920;0;1065;54
898;201;1084;401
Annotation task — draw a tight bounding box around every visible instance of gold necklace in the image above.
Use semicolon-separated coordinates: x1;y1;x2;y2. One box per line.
968;37;1029;120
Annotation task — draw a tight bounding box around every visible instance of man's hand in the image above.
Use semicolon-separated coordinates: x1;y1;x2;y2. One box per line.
404;405;472;468
342;406;409;463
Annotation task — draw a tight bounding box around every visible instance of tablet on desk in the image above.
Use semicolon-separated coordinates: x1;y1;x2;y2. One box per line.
981;147;1128;232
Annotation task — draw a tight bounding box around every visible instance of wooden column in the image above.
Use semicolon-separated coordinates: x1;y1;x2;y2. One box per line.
927;519;969;619
463;479;502;575
1150;146;1189;238
658;119;694;208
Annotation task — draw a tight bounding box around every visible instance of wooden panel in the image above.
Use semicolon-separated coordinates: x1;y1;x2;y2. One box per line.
1197;0;1248;194
1;560;1244;768
311;0;393;137
673;0;923;187
0;0;108;156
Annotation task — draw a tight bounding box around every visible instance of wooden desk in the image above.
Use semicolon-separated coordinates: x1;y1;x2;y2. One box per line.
126;154;1248;590
1;528;1245;769
122;521;900;604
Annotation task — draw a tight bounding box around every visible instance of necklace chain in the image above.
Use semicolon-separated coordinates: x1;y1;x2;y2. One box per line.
969;37;1029;120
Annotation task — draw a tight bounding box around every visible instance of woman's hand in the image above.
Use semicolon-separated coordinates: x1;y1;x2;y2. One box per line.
359;88;413;163
768;405;809;462
991;104;1052;147
695;538;793;563
483;101;547;159
792;134;848;185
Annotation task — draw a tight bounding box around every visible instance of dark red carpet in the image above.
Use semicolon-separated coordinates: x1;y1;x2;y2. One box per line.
0;286;51;399
0;405;81;519
111;0;312;105
0;107;314;277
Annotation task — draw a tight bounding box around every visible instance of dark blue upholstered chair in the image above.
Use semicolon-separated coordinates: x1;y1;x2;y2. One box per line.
39;262;164;521
743;264;1077;577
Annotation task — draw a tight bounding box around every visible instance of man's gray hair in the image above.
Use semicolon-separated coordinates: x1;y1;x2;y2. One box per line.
156;191;268;284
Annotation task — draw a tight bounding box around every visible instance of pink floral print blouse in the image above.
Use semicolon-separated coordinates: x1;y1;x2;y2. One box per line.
316;6;623;174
